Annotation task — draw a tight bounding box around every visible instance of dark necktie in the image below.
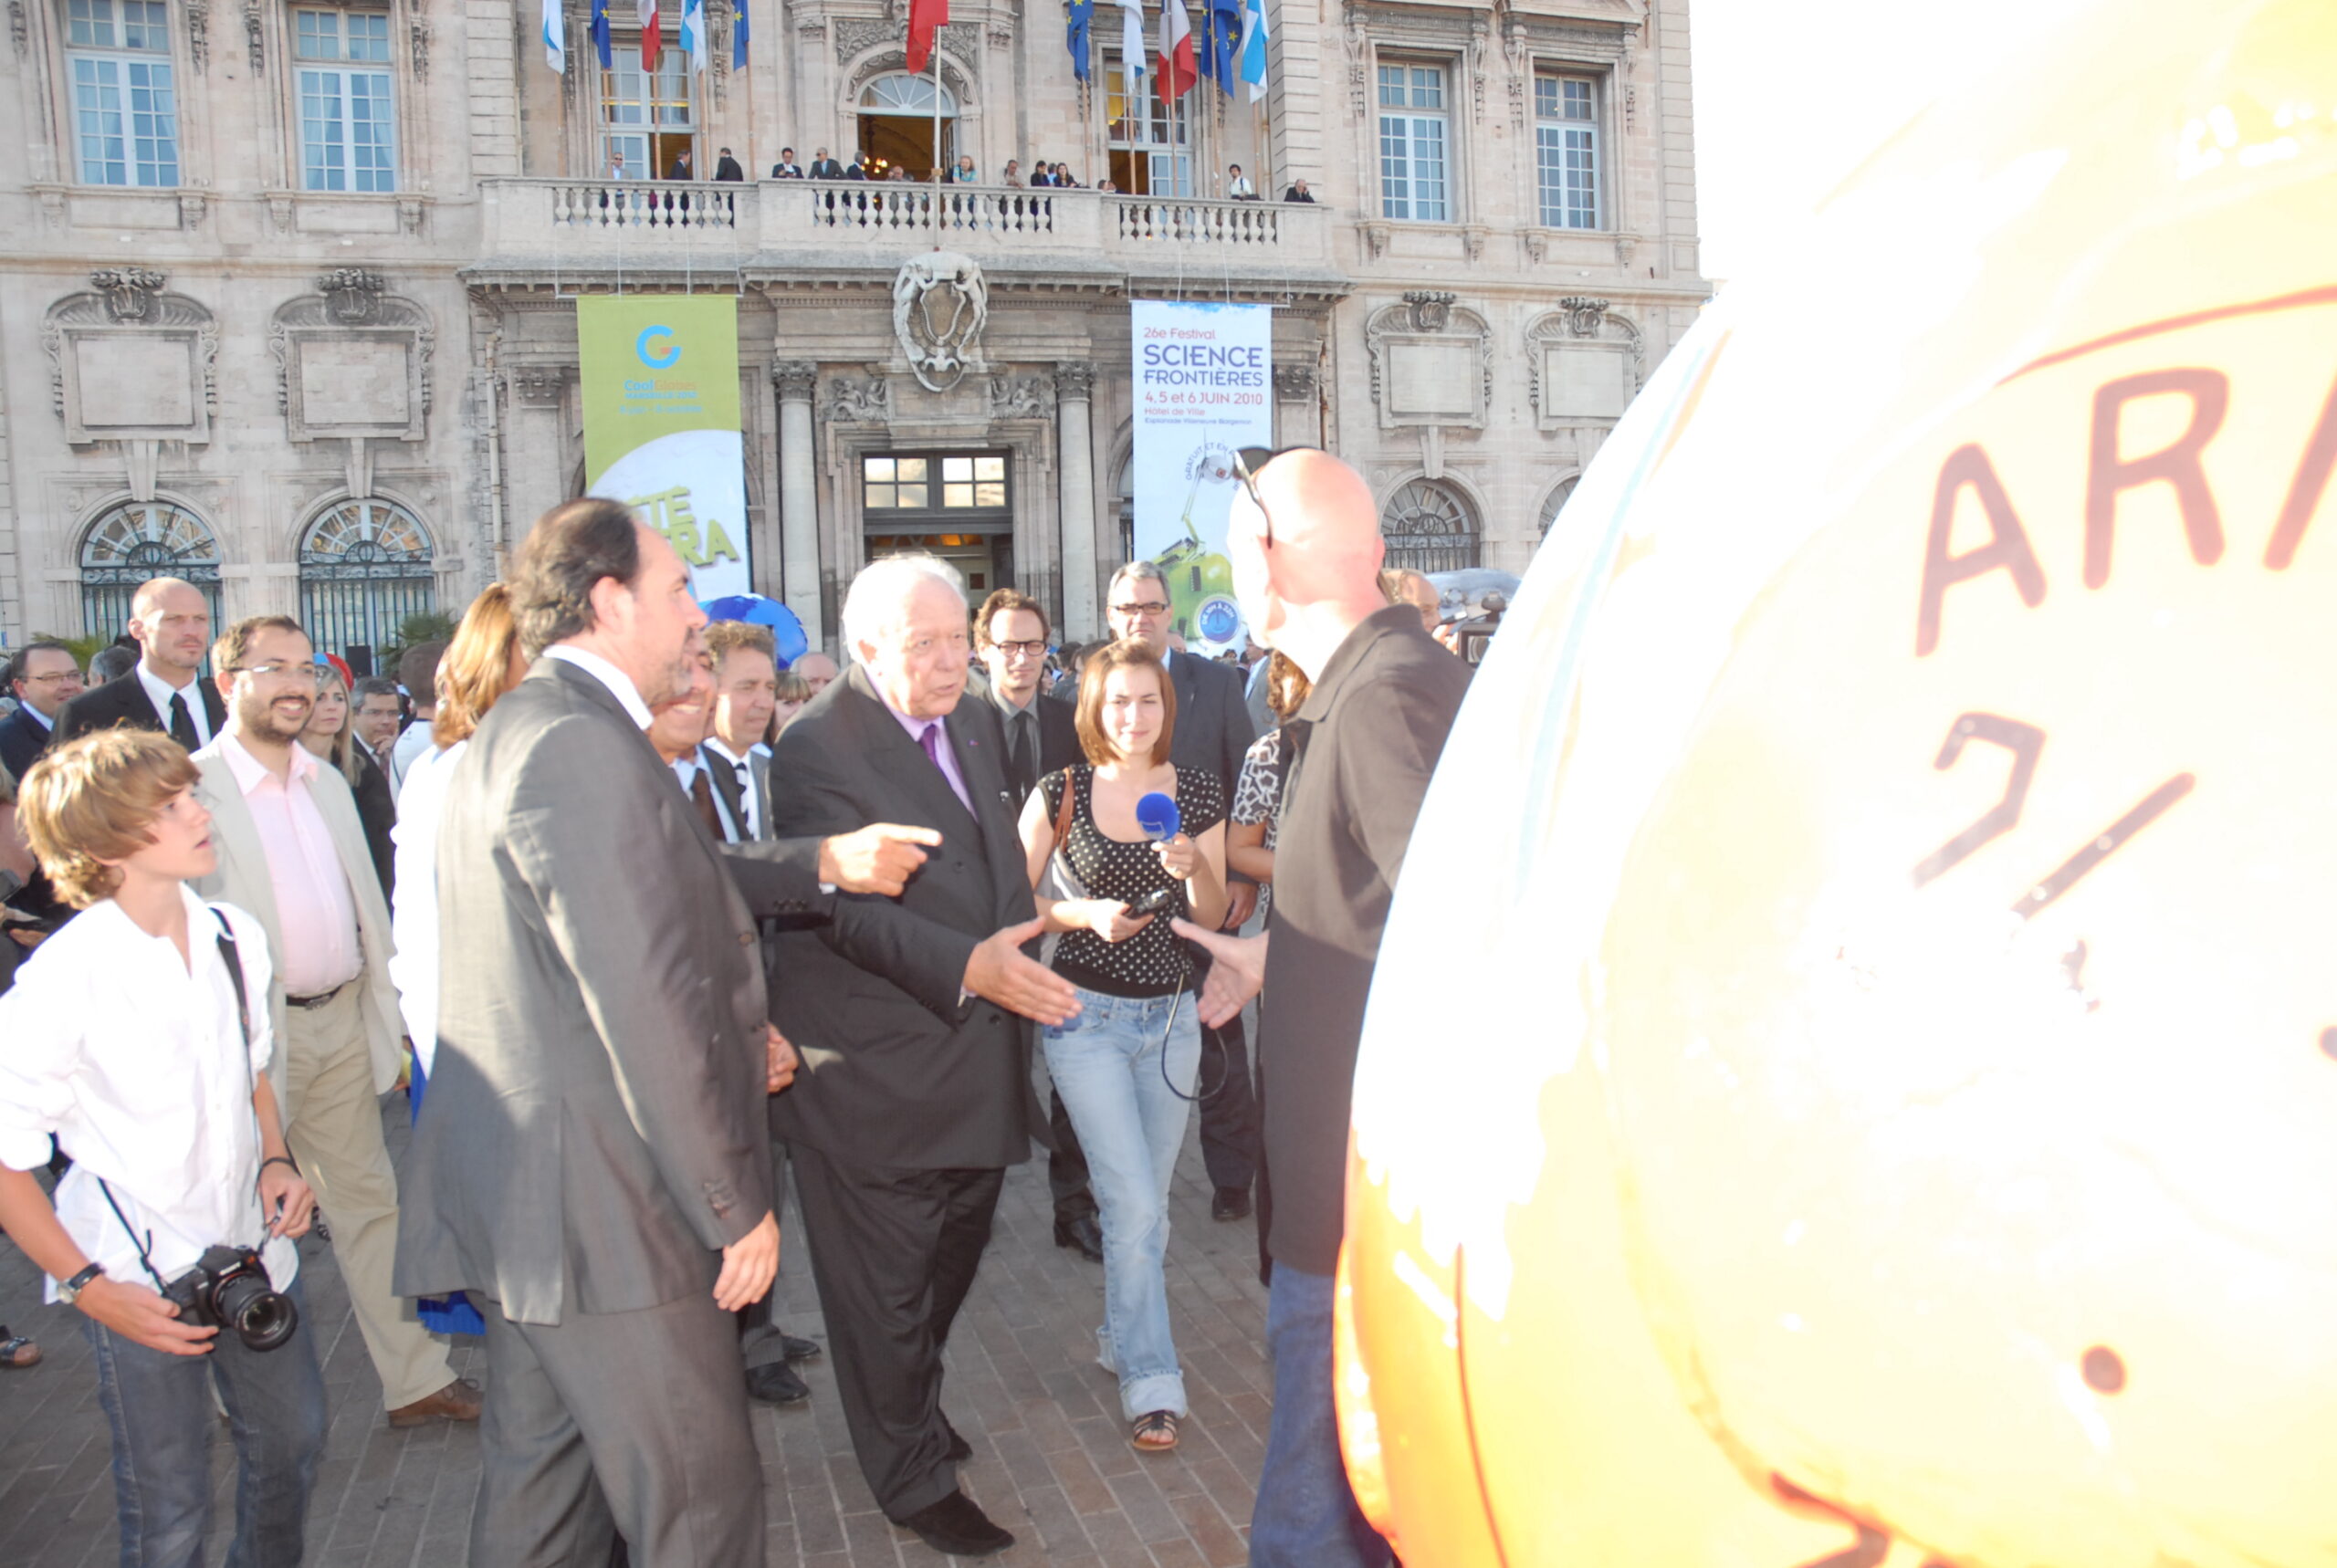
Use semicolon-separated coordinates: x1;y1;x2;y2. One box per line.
167;690;199;750
689;768;723;838
1008;714;1036;800
918;721;972;814
730;759;754;836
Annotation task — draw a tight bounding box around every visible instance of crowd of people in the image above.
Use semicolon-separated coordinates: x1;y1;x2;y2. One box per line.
598;141;1321;204
0;448;1469;1567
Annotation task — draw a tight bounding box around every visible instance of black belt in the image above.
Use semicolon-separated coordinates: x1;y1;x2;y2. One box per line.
285;982;350;1010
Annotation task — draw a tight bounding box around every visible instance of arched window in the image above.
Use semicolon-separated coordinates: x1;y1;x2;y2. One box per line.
1381;479;1481;573
1538;476;1579;538
298;497;436;657
856;74;960;179
79;500;224;640
858;75;959;115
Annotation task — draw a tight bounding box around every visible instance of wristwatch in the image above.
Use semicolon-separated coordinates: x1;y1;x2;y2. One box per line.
58;1261;104;1306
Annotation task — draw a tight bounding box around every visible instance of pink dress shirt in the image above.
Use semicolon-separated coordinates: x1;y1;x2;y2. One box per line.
218;734;363;997
869;672;976;815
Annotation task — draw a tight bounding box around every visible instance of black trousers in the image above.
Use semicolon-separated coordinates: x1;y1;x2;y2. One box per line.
1196;1011;1260;1192
790;1146;1004;1520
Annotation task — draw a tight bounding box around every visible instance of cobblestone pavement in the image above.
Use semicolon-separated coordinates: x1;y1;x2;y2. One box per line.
0;1097;1274;1567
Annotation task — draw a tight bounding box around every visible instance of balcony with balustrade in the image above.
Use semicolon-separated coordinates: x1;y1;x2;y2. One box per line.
468;178;1347;297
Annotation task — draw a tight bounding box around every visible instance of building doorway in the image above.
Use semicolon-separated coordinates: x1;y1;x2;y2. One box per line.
857;74;957;179
862;451;1014;594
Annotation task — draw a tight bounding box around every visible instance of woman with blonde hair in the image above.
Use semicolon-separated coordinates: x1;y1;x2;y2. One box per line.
1019;638;1229;1453
299;659;395;897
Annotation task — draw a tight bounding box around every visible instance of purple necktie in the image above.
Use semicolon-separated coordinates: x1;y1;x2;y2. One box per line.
919;721;974;813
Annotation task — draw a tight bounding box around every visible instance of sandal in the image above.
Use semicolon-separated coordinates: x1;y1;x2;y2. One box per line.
0;1331;39;1370
1130;1410;1179;1452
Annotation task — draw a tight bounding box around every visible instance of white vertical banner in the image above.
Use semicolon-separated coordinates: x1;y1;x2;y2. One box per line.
1130;299;1273;654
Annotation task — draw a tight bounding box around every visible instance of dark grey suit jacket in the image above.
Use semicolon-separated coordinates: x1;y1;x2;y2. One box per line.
1168;648;1257;830
764;664;1047;1171
393;656;827;1325
0;705;51;783
51;668;226;748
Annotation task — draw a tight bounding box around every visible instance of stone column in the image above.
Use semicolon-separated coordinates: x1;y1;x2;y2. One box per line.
771;361;823;643
1053;361;1099;640
1273;361;1319;447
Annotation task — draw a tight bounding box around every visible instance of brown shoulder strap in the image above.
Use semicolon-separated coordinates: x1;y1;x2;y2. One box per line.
1051;767;1078;852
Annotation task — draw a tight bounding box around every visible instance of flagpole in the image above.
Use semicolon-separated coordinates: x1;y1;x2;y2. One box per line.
930;45;943;246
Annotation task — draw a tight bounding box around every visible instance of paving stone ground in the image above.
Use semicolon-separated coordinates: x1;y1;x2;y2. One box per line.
0;1092;1274;1567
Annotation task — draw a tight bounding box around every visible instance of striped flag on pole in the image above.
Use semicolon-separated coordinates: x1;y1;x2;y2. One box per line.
1157;0;1195;104
542;0;565;71
680;0;707;74
638;0;661;72
1117;0;1146;99
1240;0;1268;100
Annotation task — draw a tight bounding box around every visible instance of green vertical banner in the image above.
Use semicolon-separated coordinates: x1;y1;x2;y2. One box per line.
579;295;750;601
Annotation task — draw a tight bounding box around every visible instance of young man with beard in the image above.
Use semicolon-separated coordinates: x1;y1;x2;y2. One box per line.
188;615;480;1431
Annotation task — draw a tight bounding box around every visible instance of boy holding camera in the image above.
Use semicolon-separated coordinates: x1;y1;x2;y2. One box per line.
0;729;325;1567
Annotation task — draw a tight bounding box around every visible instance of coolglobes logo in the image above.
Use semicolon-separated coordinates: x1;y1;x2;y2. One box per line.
636;326;681;368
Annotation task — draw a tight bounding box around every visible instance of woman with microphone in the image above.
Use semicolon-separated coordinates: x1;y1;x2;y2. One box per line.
1020;638;1228;1452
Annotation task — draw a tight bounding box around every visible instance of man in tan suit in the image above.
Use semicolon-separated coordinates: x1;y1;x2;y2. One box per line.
191;615;477;1427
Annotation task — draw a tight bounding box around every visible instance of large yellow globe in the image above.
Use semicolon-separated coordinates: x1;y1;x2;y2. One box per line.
1337;3;2337;1563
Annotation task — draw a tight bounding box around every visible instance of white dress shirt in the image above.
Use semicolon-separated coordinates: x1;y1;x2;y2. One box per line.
388;738;460;1076
671;753;740;841
390;720;435;789
216;733;363;997
547;644;655;729
138;663;213;747
702;737;761;839
0;889;298;1300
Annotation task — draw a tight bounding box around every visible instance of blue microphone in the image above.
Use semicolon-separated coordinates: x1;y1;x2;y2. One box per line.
1136;792;1182;841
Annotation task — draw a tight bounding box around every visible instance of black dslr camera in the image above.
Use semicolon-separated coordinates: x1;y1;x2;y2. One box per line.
163;1245;299;1352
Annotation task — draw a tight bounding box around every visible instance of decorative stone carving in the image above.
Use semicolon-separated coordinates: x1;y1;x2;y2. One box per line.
44;278;219;444
988;375;1053;421
508;365;567;407
823;375;893;423
270;277;435;441
410;17;431;78
37;189;64;230
1521;228;1547;265
986;22;1011;47
1361;221;1390;258
1469;15;1488;123
1364;298;1492;432
1402;290;1456;333
318;268;386;325
1273;363;1317;402
1462;225;1489;261
397;197;424;234
9;0;26;56
186;0;210;69
1525;303;1645;428
835;16;975;61
770;361;819;402
1615;234;1637;267
1053;361;1096;401
243;0;262;68
892;252;988;393
796;15;825;37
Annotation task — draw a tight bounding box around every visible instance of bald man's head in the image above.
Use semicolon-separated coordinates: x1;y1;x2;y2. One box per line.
128;577;213;682
1227;450;1386;645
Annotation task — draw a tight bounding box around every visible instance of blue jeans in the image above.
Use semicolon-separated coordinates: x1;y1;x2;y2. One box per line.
1043;985;1200;1420
86;1272;327;1568
1249;1265;1393;1568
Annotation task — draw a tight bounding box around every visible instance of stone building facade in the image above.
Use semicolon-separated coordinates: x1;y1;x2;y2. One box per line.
0;0;1702;653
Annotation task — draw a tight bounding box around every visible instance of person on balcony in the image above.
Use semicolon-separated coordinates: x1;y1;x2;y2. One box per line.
605;149;630;181
771;148;804;178
843;155;867;180
808;147;845;180
1283;178;1315;203
666;147;695;181
1053;163;1083;188
1226;163;1259;200
1002;159;1025;188
948;154;980;183
714;147;746;182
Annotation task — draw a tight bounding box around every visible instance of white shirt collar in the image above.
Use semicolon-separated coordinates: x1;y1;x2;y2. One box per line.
704;737;755;769
24;702;54;732
547;645;655;731
137;662;206;739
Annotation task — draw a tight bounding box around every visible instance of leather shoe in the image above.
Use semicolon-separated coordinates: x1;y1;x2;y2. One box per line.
1211;1186;1252;1222
387;1377;483;1428
1053;1214;1105;1262
897;1490;1013;1557
745;1360;812;1405
780;1333;823;1363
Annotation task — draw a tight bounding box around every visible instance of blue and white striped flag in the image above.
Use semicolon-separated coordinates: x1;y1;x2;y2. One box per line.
1240;0;1269;102
543;0;566;72
680;0;707;74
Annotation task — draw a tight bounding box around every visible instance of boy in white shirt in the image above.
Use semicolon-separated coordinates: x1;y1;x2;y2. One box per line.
0;728;324;1568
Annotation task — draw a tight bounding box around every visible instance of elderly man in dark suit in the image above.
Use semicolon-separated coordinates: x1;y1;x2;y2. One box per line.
394;500;936;1566
51;578;225;751
1105;559;1263;1221
0;642;84;781
766;556;1082;1559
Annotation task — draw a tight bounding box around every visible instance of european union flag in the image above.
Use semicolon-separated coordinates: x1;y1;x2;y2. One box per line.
733;0;747;66
1067;0;1093;82
591;0;613;68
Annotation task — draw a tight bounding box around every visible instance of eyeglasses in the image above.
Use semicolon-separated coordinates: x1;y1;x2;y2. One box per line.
19;671;84;686
1110;601;1170;618
227;662;327;686
1232;445;1317;549
992;639;1049;657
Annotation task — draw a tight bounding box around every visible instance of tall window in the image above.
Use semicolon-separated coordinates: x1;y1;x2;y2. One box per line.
1378;62;1449;222
603;50;697;178
80;500;221;639
298;498;435;656
296;9;397;192
1536;74;1599;229
1105;57;1194;195
67;0;179;187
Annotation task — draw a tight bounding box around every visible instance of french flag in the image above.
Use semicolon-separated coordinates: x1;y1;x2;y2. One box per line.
907;0;947;73
1157;0;1195;104
637;0;661;72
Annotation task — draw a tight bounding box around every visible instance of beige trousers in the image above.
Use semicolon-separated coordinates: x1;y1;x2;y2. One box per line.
281;982;452;1411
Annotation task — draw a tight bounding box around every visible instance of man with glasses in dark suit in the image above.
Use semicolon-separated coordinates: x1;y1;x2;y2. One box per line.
0;642;85;781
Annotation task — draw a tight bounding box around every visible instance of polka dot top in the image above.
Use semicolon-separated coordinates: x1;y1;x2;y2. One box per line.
1041;764;1225;998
